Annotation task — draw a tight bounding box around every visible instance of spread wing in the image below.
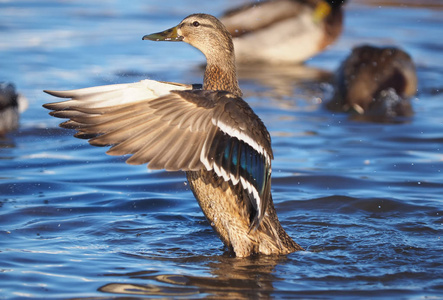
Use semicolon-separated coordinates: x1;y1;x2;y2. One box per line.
43;81;273;228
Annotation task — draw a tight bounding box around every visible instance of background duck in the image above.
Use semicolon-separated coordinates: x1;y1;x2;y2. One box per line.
0;82;27;137
327;45;417;121
43;14;303;257
220;0;347;65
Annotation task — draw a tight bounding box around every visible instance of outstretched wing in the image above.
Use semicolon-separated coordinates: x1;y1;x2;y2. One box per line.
43;82;273;228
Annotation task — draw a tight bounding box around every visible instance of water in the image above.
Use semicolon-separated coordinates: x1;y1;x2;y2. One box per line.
1;0;442;298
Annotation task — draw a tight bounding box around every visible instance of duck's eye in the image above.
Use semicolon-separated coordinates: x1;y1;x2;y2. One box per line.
192;21;200;27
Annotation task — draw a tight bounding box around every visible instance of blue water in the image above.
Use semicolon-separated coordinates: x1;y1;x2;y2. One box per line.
1;0;442;299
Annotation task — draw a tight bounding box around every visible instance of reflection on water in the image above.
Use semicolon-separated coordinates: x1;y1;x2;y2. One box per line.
100;255;285;298
1;0;443;299
238;64;333;96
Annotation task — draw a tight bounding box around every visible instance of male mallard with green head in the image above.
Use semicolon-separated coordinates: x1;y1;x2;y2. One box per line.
220;0;347;65
43;14;303;257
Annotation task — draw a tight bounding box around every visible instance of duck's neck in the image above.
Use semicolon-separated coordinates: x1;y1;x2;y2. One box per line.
203;56;243;97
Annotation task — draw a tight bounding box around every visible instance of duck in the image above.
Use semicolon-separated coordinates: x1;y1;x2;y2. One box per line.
220;0;347;65
0;82;27;137
327;45;417;121
43;13;303;257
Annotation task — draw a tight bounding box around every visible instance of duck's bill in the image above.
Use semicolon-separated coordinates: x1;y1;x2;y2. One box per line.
142;26;183;42
313;1;332;23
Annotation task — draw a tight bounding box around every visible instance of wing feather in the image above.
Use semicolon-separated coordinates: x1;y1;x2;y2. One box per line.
107;121;168;159
128;125;176;167
43;84;273;228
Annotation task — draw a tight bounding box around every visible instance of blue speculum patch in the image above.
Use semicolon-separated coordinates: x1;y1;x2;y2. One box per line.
219;134;268;201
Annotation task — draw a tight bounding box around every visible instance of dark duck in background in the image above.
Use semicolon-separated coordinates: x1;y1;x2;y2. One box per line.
327;45;417;122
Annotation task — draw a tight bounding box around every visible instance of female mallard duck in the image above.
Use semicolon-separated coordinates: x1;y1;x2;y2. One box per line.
327;45;417;120
43;14;303;257
220;0;347;65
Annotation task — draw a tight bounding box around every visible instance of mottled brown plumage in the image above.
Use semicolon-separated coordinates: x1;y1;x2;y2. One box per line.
204;65;242;97
186;170;301;256
43;14;302;257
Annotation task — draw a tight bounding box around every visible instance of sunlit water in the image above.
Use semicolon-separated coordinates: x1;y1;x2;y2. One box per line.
1;0;442;299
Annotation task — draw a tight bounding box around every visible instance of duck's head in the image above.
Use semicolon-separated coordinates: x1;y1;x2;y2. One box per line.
143;14;234;64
